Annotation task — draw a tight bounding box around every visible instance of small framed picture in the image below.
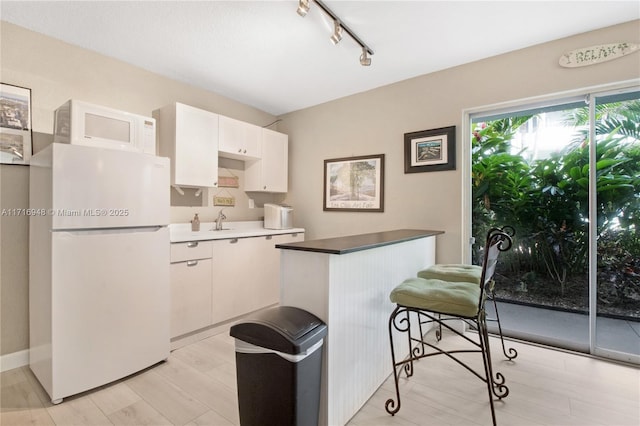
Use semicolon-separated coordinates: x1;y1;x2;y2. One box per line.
324;154;385;212
0;83;33;165
404;126;455;173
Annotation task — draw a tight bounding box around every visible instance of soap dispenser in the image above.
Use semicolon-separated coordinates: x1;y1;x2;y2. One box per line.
191;213;200;232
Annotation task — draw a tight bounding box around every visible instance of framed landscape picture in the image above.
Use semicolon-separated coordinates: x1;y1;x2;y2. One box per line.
404;126;455;173
0;83;32;165
324;154;385;212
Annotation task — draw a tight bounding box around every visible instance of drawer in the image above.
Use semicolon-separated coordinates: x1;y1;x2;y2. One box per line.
170;240;213;263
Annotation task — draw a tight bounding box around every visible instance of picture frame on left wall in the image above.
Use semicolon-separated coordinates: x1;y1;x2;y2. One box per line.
0;83;32;165
324;154;385;212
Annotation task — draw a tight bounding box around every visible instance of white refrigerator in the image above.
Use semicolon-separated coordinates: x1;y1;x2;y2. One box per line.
29;143;170;404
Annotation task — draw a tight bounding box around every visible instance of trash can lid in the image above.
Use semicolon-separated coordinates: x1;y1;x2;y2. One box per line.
230;306;327;354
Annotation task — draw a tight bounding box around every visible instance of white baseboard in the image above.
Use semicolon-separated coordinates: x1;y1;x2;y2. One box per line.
170;304;278;351
0;349;29;372
171;323;231;351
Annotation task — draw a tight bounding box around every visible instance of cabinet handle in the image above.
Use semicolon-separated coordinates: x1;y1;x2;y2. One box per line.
229;238;239;244
187;242;199;248
237;149;242;153
243;149;247;154
186;260;198;267
263;185;267;190
266;235;273;240
292;233;298;237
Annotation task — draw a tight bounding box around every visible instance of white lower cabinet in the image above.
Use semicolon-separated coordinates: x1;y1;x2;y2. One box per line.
210;233;303;324
169;241;213;338
257;233;304;306
170;259;213;338
170;232;304;339
210;237;257;324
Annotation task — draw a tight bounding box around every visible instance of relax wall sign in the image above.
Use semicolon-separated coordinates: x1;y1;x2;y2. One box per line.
559;42;639;68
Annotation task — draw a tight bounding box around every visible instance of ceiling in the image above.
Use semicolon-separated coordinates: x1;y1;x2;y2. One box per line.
1;1;638;116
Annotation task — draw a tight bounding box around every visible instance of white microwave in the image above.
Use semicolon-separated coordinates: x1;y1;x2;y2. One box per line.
53;100;156;155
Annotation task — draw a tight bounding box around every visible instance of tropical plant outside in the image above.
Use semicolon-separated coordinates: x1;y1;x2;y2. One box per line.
471;99;640;319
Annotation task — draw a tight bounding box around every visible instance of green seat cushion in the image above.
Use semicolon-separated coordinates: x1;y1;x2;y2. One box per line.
417;264;482;284
390;277;480;317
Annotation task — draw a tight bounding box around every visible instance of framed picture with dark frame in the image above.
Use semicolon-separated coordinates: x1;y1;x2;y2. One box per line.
0;83;33;165
404;125;455;173
324;154;385;212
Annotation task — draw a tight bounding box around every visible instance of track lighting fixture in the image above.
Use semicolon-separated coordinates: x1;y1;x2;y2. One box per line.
297;0;374;66
296;0;309;17
330;20;343;45
359;47;371;66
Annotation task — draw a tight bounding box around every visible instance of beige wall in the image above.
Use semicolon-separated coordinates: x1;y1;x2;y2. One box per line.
278;19;640;263
1;19;639;358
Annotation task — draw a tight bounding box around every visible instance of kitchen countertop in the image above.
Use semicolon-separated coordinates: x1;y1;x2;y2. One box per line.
275;229;443;255
169;221;304;243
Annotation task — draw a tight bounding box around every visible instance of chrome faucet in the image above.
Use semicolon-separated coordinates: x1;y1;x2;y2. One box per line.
214;209;227;231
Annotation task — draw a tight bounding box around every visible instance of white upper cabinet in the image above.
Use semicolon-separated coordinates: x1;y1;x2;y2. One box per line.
154;103;287;192
154;103;219;188
218;115;260;160
245;128;288;193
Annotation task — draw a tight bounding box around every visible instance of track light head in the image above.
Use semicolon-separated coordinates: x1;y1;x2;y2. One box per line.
297;0;310;17
360;47;371;66
330;20;343;45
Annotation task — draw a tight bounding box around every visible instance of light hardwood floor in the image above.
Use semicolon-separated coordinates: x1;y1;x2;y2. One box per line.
1;329;638;426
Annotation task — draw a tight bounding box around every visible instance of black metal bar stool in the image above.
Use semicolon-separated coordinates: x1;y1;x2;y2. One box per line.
416;228;518;361
385;227;514;426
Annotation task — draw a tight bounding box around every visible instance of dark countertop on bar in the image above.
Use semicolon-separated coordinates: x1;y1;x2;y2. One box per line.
275;229;444;255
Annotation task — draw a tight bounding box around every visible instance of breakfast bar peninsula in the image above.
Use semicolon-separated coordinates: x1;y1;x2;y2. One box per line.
276;229;443;426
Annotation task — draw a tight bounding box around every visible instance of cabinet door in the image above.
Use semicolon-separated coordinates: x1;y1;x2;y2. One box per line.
211;233;303;324
155;103;218;188
211;238;260;323
258;233;305;306
218;115;260;160
170;258;213;338
255;235;280;308
174;104;219;187
243;123;261;158
245;129;288;192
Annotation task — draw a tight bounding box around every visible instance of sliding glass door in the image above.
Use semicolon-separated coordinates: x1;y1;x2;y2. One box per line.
468;86;639;363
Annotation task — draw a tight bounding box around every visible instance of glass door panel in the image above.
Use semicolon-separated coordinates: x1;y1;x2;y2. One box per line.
593;91;640;363
471;103;591;352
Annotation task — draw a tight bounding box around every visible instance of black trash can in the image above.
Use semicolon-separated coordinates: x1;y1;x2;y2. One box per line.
230;306;327;426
